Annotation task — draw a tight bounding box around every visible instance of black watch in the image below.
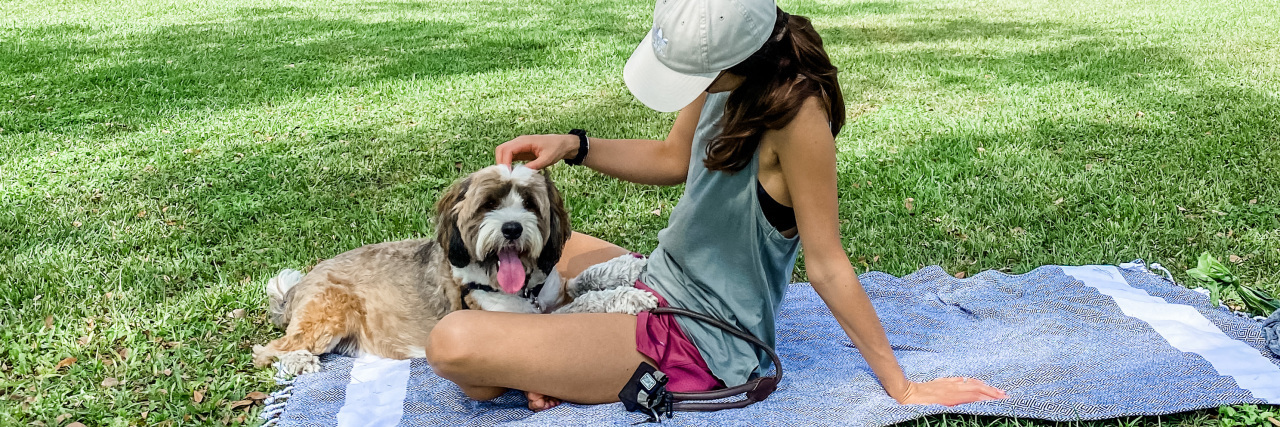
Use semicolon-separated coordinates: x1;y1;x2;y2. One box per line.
565;129;589;166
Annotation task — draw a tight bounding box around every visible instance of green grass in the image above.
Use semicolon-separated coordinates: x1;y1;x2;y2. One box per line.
1;0;1277;425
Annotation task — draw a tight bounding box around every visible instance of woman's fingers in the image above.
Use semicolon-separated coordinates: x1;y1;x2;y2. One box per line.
494;138;534;166
494;135;568;170
495;144;513;166
951;377;1008;401
975;382;1008;400
897;377;1008;406
522;149;558;170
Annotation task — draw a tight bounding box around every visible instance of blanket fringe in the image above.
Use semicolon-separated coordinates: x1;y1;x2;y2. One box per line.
1123;259;1175;283
260;364;297;426
1147;263;1175;283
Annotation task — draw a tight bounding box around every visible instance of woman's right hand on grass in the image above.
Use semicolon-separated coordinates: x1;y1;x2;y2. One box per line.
495;134;579;170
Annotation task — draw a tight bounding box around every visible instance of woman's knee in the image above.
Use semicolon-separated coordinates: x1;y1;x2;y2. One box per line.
558;232;631;279
425;310;486;378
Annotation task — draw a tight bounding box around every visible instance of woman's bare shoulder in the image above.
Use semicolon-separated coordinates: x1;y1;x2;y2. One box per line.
769;96;835;149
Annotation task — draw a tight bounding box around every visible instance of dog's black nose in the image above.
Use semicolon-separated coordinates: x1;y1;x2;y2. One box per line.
501;222;523;240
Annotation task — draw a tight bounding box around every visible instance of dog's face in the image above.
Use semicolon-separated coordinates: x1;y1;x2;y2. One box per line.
434;165;571;295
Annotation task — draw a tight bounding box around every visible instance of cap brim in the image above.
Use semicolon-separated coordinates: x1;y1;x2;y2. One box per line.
623;31;719;113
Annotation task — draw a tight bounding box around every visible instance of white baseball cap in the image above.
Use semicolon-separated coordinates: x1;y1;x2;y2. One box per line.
624;0;778;112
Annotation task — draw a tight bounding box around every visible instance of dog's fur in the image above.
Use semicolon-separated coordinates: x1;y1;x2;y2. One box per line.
552;253;656;315
252;165;571;374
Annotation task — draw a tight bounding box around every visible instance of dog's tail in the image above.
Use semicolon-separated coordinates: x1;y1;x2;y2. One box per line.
266;269;305;328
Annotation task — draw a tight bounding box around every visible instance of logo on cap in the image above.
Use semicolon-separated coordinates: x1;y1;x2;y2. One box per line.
651;27;668;57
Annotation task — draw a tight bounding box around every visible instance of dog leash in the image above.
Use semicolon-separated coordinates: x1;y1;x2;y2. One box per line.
619;307;782;422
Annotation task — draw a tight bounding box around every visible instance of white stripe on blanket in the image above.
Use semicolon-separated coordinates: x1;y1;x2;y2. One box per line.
1064;265;1280;403
336;354;412;426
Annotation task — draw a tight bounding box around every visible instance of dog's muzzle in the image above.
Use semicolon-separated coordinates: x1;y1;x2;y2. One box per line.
501;222;523;240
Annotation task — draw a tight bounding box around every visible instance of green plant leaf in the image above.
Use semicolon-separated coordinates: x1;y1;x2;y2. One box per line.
1236;286;1280;317
1186;252;1245;307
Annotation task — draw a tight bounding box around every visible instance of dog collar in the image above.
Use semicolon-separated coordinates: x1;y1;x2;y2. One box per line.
460;276;546;311
460;282;494;309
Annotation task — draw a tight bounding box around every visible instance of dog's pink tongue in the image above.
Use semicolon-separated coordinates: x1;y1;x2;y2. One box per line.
497;247;524;294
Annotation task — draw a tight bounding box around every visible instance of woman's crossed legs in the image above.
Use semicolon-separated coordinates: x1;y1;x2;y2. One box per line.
426;311;654;409
426;232;648;410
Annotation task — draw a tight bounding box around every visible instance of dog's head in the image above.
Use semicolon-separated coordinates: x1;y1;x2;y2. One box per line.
434;165;571;295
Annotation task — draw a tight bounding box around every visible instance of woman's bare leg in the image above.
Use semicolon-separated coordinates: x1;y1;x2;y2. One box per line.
426;310;653;408
556;231;632;280
426;232;637;410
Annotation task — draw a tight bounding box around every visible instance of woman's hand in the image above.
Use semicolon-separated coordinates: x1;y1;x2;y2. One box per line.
894;377;1008;406
495;134;579;170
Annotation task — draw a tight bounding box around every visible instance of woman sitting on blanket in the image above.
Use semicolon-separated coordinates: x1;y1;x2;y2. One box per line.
426;0;1007;410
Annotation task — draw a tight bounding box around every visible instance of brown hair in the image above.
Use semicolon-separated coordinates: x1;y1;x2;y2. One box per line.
705;11;845;172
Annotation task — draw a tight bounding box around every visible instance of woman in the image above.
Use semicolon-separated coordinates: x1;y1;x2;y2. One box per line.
425;0;1007;410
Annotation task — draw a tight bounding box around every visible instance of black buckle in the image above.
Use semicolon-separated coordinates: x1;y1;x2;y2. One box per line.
618;363;673;423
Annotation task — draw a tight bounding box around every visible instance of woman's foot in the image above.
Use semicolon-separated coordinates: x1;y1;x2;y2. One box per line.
525;391;562;411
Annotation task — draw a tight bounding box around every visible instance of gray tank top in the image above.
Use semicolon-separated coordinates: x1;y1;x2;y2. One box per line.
642;92;801;387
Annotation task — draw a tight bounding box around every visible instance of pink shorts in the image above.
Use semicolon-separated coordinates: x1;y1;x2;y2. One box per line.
634;280;723;393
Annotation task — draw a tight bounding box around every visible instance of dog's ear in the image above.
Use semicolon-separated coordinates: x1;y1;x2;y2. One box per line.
445;224;471;268
536;173;572;273
435;176;473;268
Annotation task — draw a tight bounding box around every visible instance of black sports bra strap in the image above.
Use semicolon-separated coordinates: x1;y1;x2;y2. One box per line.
756;180;796;232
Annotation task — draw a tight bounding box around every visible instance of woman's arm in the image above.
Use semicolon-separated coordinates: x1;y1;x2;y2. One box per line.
495;94;707;185
770;98;1007;405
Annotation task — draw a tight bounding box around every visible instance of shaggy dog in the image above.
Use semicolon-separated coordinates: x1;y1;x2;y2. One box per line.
252;165;572;375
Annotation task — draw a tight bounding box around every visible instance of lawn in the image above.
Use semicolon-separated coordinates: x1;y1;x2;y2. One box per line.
1;0;1277;425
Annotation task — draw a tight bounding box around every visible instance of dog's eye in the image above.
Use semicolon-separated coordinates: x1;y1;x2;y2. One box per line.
523;198;537;212
481;199;499;210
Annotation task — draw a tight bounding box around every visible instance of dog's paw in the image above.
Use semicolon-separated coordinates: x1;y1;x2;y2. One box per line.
276;350;322;376
252;344;276;368
470;290;539;313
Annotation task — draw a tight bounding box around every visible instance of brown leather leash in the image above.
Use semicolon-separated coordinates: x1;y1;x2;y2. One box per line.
619;307;783;422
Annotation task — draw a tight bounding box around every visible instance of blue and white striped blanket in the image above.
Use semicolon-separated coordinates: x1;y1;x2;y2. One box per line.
261;262;1280;426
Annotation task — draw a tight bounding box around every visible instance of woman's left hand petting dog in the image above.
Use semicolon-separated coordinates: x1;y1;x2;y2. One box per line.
252;165;572;376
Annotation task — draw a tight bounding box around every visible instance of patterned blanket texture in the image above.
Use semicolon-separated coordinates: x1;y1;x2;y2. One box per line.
260;261;1280;426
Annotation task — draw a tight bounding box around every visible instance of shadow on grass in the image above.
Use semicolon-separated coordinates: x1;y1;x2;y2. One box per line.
3;5;1277;307
816;15;1279;278
797;1;907;16
1;17;532;131
2;3;1280;286
0;2;639;134
824;17;1070;45
0;88;658;310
